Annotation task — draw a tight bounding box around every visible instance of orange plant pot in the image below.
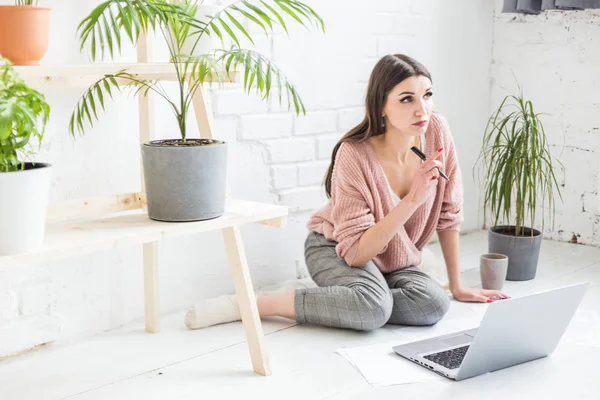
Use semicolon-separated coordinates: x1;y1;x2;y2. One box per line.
0;6;51;66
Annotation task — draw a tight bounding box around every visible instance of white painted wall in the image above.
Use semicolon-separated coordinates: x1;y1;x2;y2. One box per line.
490;0;600;244
0;0;493;357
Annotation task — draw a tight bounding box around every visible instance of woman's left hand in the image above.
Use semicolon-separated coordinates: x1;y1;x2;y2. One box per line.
451;287;510;303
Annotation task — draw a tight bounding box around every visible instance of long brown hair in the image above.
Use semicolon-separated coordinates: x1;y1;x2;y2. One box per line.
324;54;432;198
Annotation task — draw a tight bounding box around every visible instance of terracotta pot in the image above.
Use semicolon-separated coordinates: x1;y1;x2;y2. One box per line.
0;6;51;66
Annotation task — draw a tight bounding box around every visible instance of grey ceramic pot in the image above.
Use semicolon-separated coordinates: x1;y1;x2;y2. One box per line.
141;139;227;222
488;225;542;281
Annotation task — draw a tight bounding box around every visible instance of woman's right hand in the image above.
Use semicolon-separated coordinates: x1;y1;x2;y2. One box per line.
405;148;444;206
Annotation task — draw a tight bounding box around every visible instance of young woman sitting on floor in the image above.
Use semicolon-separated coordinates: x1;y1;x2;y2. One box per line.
186;54;509;331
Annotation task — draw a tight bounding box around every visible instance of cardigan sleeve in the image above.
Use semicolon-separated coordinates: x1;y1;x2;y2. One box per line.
435;115;465;232
329;143;379;266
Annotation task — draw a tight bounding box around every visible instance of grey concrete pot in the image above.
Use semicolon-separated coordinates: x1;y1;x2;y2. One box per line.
141;139;227;222
488;225;542;281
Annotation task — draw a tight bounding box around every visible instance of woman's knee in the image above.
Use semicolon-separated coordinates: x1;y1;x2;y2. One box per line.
390;280;450;326
417;284;451;325
424;290;450;325
351;285;393;331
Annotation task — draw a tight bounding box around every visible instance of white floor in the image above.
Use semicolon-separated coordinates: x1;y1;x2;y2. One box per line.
1;230;600;400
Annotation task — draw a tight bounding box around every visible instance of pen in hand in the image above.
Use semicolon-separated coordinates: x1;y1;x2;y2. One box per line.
410;146;449;181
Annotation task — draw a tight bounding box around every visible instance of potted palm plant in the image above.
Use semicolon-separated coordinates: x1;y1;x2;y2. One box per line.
0;57;52;256
69;0;324;222
474;80;563;281
0;1;51;66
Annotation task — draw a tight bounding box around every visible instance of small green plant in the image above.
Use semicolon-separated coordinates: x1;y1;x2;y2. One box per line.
0;57;51;172
69;0;325;141
16;1;40;5
474;79;564;238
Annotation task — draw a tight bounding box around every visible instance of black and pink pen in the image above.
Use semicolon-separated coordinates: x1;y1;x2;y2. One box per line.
410;146;449;181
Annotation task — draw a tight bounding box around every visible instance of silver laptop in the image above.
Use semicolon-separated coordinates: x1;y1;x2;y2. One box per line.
392;282;588;381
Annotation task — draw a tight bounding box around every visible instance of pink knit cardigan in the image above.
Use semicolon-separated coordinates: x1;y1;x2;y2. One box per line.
307;112;464;273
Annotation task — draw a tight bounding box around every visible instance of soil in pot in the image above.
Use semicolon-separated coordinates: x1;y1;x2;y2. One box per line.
490;226;540;238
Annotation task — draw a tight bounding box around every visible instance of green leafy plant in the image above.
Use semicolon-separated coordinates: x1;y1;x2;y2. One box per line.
69;0;325;141
474;79;564;238
16;1;40;5
0;57;51;172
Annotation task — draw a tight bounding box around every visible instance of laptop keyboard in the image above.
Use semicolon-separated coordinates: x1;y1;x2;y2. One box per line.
423;345;470;370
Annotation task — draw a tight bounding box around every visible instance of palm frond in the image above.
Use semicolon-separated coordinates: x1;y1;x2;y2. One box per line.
165;1;207;54
212;48;305;115
69;71;175;136
77;0;202;61
183;0;325;55
183;54;229;85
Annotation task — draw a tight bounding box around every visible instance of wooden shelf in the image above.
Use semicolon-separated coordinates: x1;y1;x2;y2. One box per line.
14;63;236;88
5;35;277;376
0;199;287;270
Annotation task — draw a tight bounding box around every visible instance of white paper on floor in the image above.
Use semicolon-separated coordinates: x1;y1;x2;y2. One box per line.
335;341;444;386
335;317;482;386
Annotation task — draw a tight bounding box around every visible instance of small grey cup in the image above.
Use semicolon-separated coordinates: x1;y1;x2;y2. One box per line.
480;253;509;290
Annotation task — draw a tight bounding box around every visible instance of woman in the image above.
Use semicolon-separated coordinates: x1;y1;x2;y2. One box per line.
186;54;509;331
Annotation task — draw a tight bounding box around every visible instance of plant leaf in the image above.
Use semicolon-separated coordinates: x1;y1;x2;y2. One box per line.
219;19;240;47
226;11;254;45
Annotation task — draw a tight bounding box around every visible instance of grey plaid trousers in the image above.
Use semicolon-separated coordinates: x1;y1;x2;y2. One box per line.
294;231;450;331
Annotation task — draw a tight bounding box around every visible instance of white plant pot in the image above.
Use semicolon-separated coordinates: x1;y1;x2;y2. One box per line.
0;163;52;256
169;4;226;57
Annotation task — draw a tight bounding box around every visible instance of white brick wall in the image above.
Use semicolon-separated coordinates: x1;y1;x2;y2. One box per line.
371;13;396;35
393;14;427;35
410;0;436;14
19;284;53;317
298;161;330;186
0;0;495;357
316;134;342;160
239;114;293;139
377;0;411;13
212;90;269;116
270;165;297;190
265;138;315;164
294;111;337;136
337;108;365;132
278;187;326;212
0;316;60;358
0;292;18;322
491;0;600;245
